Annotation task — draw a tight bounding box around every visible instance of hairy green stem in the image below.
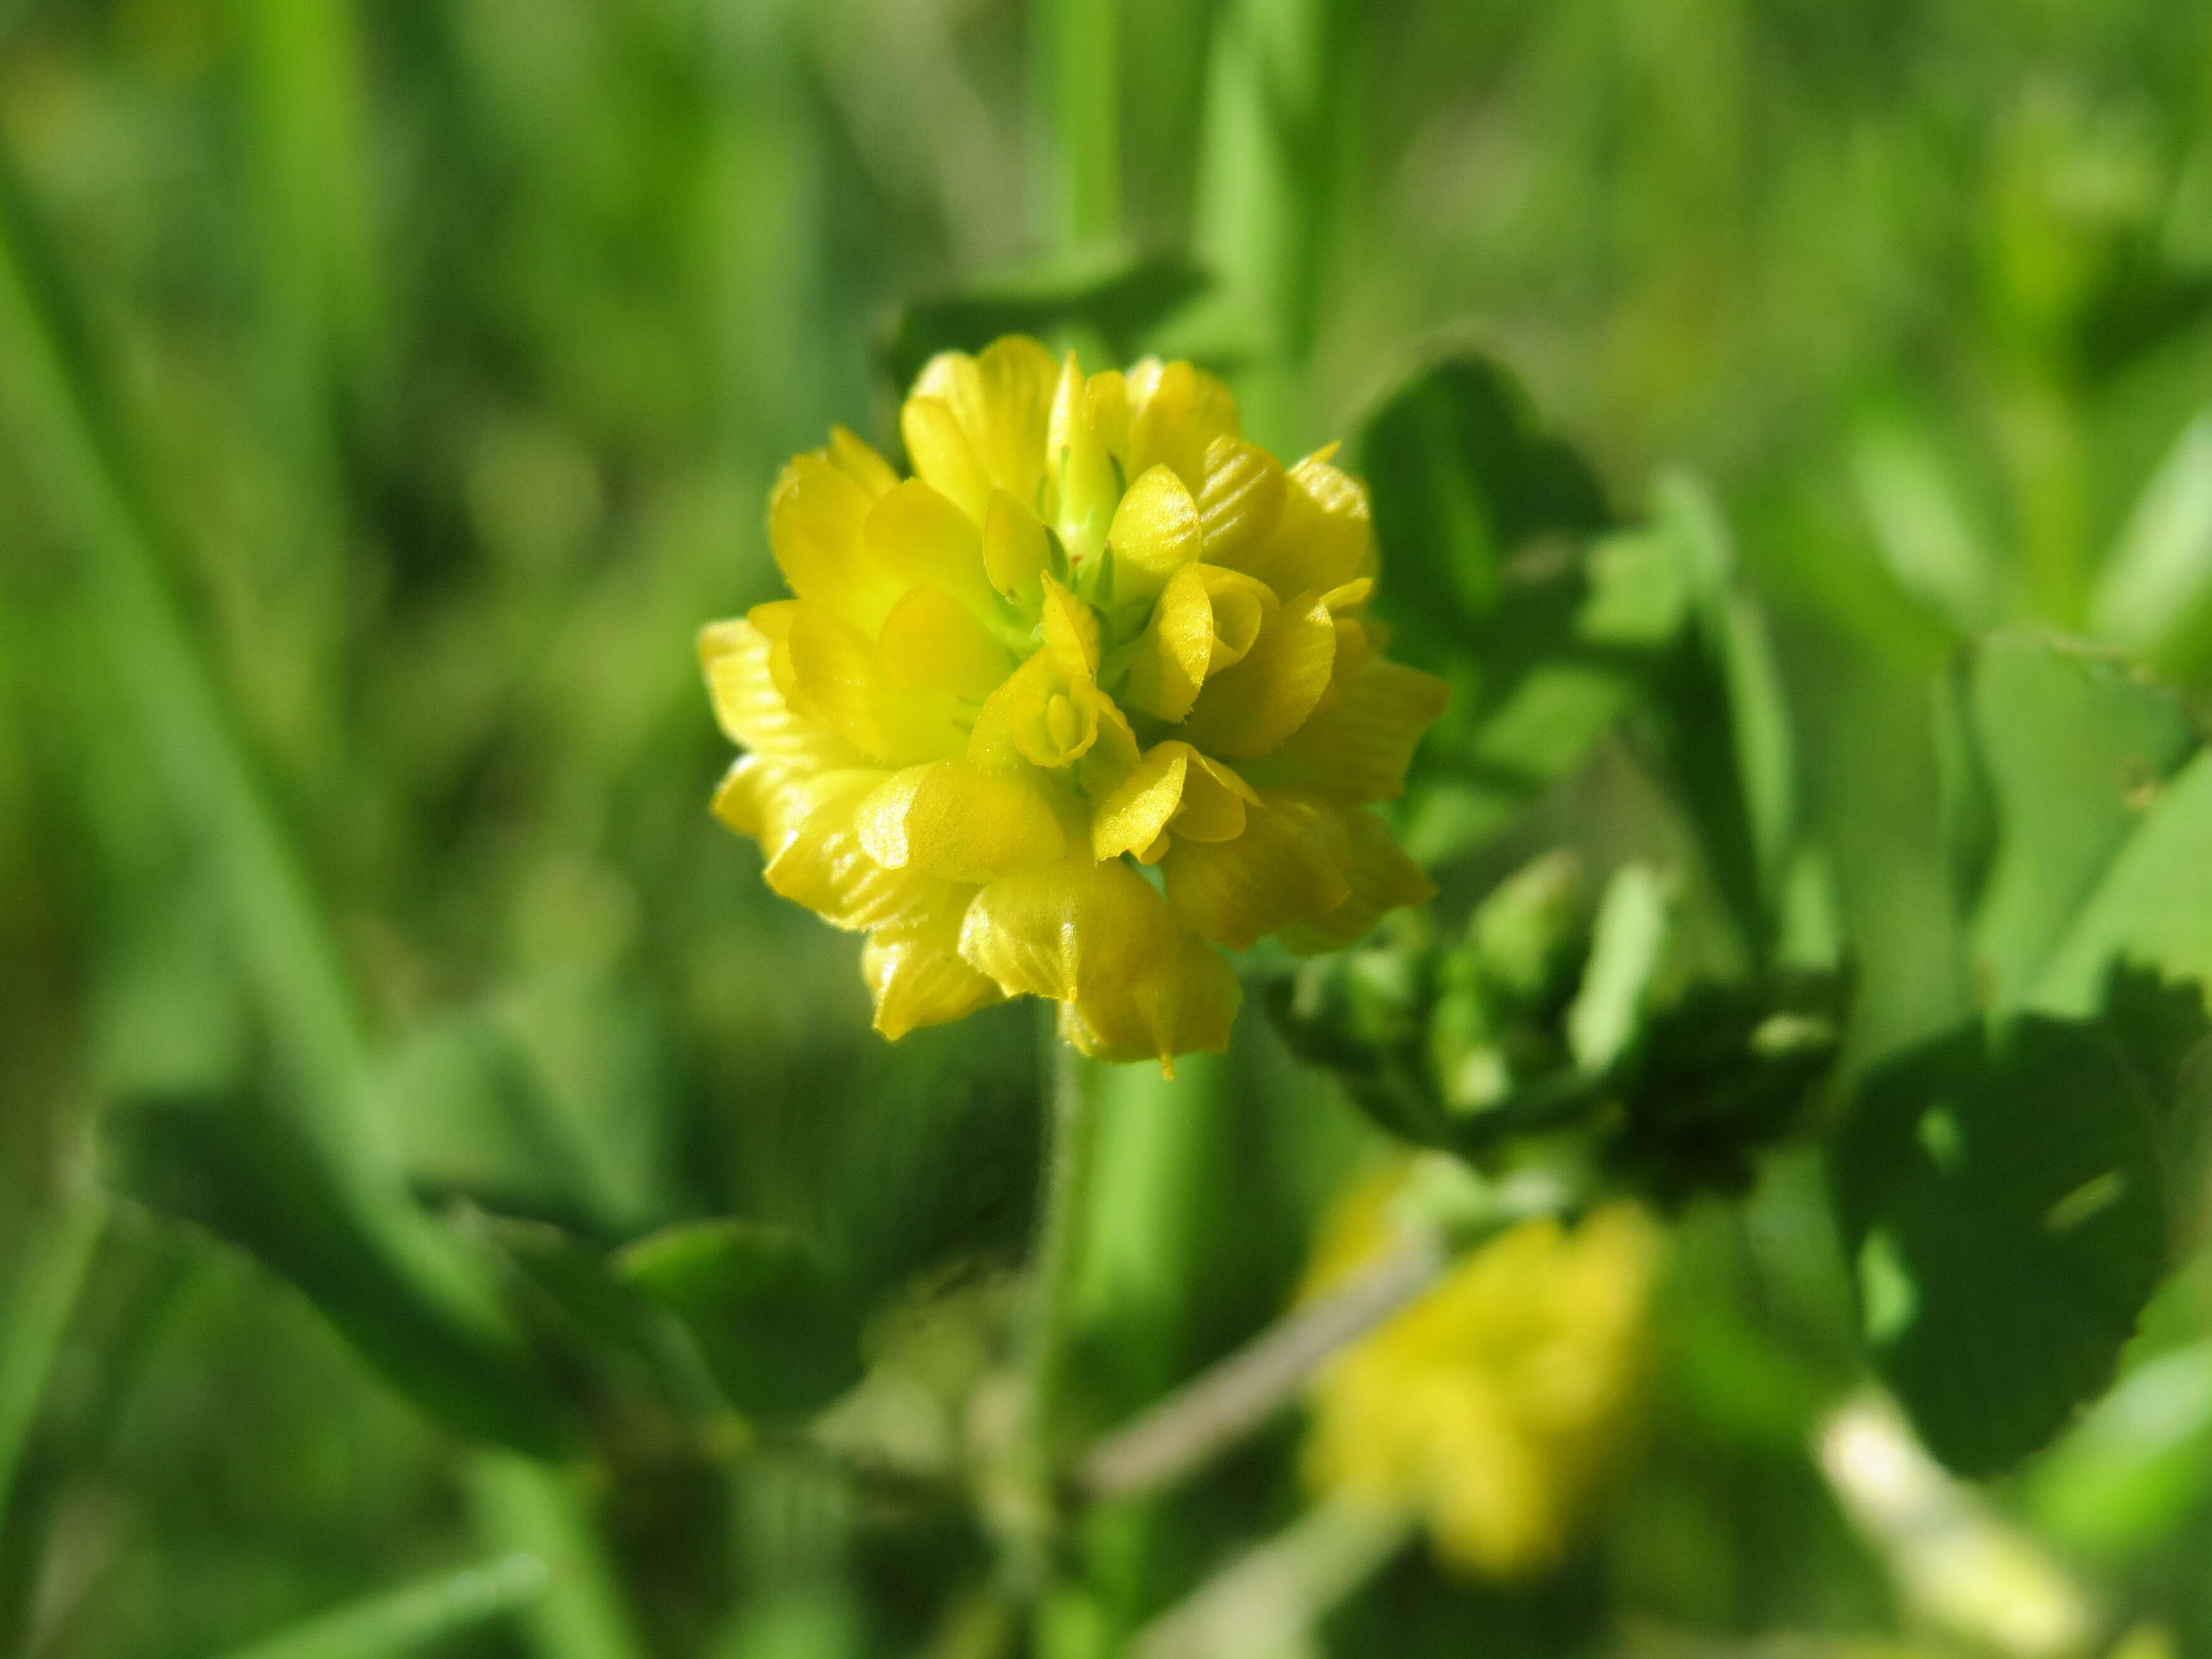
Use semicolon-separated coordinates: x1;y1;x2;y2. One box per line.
1026;1026;1098;1499
466;1454;647;1659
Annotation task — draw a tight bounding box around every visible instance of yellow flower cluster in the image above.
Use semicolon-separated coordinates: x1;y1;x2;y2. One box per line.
701;337;1449;1068
1303;1166;1659;1579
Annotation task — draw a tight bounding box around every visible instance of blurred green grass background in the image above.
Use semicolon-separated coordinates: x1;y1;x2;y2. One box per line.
5;0;2212;1655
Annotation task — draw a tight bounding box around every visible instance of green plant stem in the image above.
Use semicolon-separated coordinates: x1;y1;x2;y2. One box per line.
0;1182;104;1533
1026;1025;1098;1502
1126;1495;1411;1658
1033;0;1120;256
1075;1227;1445;1503
466;1454;647;1659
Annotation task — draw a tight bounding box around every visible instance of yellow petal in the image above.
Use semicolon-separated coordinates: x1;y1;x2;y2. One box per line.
1090;743;1189;860
709;753;780;839
700;617;866;770
969;651;1109;770
1127;357;1241;494
876;584;1012;700
911;337;1057;509
1248;658;1452;802
1055;927;1241;1073
856;758;1067;884
863;908;1004;1039
984;489;1054;605
769;452;905;629
748;767;979;933
1174;748;1261;841
1177;593;1338;757
826;425;899;498
864;478;990;598
1236;453;1374;599
1048;358;1131;567
900;394;995;523
1160;791;1353;950
1197;436;1287;575
1073;689;1142;800
1038;573;1102;678
1277;805;1435;954
1091;738;1261;861
1116;562;1276;722
1310;614;1372;717
1106;463;1203;596
959;855;1178;1002
782;601;966;763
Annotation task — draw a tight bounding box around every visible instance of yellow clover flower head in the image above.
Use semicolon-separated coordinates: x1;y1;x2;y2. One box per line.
700;337;1450;1069
1303;1163;1660;1579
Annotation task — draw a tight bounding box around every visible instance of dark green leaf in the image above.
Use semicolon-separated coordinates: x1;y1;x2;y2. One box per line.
103;1092;576;1456
880;253;1209;391
1832;1015;2168;1476
615;1220;863;1419
1356;355;1663;863
1634;472;1799;966
1603;971;1846;1205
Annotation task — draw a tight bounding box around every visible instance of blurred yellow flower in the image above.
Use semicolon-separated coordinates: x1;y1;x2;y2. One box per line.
701;338;1449;1069
1302;1165;1660;1578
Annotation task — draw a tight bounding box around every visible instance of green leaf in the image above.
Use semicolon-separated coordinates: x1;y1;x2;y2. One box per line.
879;253;1208;391
2034;752;2212;1016
1566;863;1675;1074
214;1553;547;1659
2023;1337;2212;1559
1849;416;1998;636
2091;410;2212;684
1357;355;1668;863
615;1220;863;1419
1832;1015;2168;1476
377;1016;604;1232
1950;634;2201;1009
1636;471;1799;965
104;1092;576;1456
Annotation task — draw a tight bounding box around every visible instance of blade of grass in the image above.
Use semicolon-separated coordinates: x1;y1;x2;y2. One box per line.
0;173;491;1323
0;172;647;1658
1033;0;1121;255
1186;0;1352;446
232;0;390;441
0;1184;103;1533
212;1553;549;1659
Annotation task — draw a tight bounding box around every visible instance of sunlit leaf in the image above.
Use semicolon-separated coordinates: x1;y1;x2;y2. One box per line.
2091;410;2212;684
1945;634;2201;1010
